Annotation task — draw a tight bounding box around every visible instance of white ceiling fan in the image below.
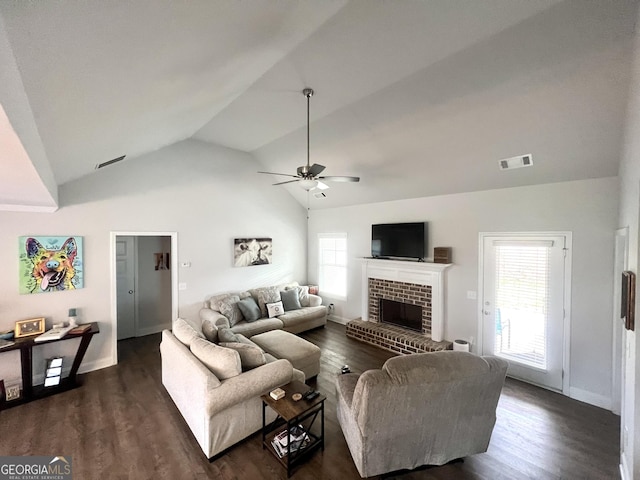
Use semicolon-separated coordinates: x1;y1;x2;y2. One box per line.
258;88;360;191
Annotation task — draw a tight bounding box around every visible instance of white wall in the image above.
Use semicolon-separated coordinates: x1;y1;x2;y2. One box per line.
618;3;640;478
0;138;307;385
308;177;618;408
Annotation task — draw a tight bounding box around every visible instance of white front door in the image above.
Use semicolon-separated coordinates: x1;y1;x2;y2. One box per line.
116;236;136;340
481;233;569;391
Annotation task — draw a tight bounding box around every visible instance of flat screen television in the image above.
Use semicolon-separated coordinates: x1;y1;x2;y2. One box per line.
371;222;427;260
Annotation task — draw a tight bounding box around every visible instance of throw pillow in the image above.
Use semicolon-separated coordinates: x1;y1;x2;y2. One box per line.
237;296;261;322
172;318;205;347
207;293;231;312
218;327;240;343
218;295;244;326
266;301;284;318
190;337;241;380
254;286;281;317
280;288;301;311
219;342;267;370
201;318;219;343
297;285;311;307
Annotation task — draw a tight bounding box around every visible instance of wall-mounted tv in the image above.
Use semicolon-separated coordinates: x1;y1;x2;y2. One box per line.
371;222;427;260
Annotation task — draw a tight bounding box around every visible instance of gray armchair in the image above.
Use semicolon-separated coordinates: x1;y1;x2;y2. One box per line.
335;351;508;478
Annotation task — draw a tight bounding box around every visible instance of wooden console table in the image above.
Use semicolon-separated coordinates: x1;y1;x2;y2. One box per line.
0;322;99;410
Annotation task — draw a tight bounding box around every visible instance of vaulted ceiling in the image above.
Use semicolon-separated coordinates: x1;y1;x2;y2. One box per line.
0;0;637;211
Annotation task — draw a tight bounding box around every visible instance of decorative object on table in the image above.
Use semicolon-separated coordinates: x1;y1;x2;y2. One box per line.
68;308;78;327
18;236;84;294
270;387;285;401
434;247;452;264
453;339;470;352
622;271;636;331
292;393;302;402
68;324;92;335
14;317;45;338
234;238;272;266
44;357;63;387
5;383;20;401
341;365;351;374
308;285;319;295
0;329;14;340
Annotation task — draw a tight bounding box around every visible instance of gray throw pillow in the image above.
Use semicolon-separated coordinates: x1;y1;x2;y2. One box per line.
280;288;301;311
237;296;261;322
218;328;240;343
219;342;267;370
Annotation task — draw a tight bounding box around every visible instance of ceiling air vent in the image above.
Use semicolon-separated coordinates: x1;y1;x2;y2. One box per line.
498;154;533;170
95;155;126;170
314;192;327;199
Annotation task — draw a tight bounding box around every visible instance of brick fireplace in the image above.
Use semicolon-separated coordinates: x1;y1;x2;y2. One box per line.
346;258;452;354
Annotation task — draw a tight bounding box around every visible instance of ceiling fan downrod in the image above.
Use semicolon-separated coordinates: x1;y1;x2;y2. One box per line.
303;88;314;172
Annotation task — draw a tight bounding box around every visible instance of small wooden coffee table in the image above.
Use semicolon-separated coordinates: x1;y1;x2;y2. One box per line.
261;380;325;477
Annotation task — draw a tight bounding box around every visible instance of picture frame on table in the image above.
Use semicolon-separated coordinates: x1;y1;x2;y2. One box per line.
621;271;636;331
14;317;45;338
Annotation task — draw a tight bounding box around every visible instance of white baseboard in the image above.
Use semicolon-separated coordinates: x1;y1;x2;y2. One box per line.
136;323;171;337
78;357;115;374
569;386;612;410
328;315;349;325
620;453;631;480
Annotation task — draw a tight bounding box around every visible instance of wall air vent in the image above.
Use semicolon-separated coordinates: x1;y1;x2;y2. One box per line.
498;154;533;170
95;155;126;170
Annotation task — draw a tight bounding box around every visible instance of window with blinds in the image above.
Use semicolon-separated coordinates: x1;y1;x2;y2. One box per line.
493;240;552;369
318;233;347;299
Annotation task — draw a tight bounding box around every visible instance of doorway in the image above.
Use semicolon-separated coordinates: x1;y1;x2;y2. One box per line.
479;232;571;393
110;232;178;365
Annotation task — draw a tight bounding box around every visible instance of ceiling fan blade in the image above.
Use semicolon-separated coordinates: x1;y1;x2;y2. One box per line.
273;179;300;186
258;171;299;178
318;175;360;183
308;163;326;176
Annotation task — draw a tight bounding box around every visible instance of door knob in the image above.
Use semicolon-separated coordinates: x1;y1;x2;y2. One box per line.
129;290;134;294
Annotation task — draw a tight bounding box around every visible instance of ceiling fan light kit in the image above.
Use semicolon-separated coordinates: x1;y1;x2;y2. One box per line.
257;87;360;191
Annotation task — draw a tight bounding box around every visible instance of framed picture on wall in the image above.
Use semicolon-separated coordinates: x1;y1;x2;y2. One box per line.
622;271;635;331
233;238;272;267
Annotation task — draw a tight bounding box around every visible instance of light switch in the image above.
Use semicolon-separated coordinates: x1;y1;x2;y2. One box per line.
179;283;187;290
467;291;477;300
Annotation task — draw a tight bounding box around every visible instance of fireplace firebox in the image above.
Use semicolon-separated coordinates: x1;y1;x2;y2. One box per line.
379;298;422;332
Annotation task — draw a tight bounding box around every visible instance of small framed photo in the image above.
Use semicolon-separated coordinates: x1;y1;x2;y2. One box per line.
14;317;45;338
5;383;20;401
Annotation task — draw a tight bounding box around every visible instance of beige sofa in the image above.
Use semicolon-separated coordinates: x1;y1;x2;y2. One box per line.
161;318;307;459
199;282;327;337
336;351;508;477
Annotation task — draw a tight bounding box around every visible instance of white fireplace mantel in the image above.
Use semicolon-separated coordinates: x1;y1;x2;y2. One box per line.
361;258;452;341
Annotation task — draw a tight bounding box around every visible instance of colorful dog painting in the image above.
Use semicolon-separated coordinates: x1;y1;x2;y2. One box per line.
19;236;84;294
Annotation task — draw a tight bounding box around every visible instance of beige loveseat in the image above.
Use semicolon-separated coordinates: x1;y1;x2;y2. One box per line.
199;282;327;337
336;351;508;477
161;318;307;459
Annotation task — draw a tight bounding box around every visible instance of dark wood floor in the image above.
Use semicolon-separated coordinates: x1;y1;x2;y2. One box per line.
0;322;620;479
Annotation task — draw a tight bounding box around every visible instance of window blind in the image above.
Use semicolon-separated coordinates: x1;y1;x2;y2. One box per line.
494;244;549;369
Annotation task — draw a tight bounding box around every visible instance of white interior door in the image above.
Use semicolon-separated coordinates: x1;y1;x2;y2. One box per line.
116;236;136;340
481;234;568;391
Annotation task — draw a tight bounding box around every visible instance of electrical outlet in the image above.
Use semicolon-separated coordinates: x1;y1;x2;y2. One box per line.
178;283;187;291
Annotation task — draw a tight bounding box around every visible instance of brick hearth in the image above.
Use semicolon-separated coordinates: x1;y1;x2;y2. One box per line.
346;318;451;354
